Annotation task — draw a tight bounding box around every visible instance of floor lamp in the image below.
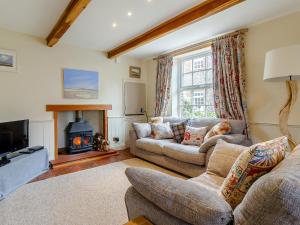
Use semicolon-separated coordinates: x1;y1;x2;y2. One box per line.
264;45;300;150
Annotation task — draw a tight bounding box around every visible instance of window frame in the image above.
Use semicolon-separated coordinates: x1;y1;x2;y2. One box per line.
177;50;214;118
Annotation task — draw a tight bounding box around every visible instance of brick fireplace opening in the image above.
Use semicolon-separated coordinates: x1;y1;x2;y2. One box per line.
46;104;118;166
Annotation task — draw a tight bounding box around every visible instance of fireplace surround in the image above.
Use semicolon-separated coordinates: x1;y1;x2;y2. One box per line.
46;104;112;161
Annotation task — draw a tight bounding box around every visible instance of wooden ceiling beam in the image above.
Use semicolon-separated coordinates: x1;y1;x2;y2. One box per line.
107;0;244;58
46;0;91;47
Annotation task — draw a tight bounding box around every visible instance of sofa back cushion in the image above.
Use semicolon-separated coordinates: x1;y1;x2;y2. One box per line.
188;118;245;134
234;146;300;225
207;140;248;178
163;117;189;125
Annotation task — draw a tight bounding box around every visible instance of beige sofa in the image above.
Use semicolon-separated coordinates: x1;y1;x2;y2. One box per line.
130;117;250;177
125;143;300;225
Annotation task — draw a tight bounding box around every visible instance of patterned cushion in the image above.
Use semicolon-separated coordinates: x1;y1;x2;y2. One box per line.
150;117;163;124
170;122;186;143
181;126;207;146
151;122;174;140
204;120;231;141
220;136;288;209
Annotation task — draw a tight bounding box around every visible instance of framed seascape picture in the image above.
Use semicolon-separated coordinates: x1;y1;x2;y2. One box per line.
0;49;17;72
63;68;99;99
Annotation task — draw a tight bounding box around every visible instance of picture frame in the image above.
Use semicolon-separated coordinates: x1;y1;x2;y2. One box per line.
129;66;141;79
63;68;99;99
0;49;17;72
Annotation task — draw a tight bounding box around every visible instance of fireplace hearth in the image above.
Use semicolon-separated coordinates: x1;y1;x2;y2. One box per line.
66;111;93;154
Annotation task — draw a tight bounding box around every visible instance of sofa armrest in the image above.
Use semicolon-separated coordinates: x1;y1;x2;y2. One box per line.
199;134;246;153
125;167;233;225
129;130;138;155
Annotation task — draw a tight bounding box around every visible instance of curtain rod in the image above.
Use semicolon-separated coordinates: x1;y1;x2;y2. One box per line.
153;28;248;60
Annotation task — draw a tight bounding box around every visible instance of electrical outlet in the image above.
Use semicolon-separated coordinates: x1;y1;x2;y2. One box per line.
113;137;119;143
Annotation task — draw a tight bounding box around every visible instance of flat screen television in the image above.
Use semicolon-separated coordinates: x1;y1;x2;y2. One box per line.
0;120;29;165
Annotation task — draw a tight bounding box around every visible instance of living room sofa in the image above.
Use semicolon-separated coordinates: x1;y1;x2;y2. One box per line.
130;117;251;177
125;144;300;225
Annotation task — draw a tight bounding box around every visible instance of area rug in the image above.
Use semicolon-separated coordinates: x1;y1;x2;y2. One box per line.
0;158;185;225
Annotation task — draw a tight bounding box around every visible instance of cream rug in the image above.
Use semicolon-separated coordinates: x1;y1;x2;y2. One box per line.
0;158;185;225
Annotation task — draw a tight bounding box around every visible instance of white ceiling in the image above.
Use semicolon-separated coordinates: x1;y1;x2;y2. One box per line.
0;0;299;59
127;0;300;58
0;0;70;37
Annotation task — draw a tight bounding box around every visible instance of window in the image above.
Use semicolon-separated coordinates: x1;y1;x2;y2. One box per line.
177;49;215;118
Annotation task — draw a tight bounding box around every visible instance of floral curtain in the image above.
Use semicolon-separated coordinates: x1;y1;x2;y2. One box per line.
154;55;173;116
212;33;250;136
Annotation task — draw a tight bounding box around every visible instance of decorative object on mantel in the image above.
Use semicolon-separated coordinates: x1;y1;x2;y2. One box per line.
129;66;141;78
0;48;17;72
63;68;99;99
264;45;300;150
93;133;109;152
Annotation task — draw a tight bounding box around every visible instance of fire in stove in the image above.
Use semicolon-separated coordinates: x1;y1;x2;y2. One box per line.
65;111;94;154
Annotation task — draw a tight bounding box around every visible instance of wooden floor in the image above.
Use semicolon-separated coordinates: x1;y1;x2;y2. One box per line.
31;149;134;183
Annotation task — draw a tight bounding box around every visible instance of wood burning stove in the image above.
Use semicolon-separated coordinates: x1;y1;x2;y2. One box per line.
65;111;93;154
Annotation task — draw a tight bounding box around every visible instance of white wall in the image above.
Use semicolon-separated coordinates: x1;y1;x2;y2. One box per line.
0;28;147;159
145;11;300;144
246;11;300;143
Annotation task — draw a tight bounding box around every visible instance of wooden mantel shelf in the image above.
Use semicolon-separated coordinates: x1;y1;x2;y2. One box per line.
46;104;112;161
46;104;112;112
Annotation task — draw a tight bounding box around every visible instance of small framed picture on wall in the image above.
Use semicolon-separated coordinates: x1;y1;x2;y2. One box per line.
129;66;141;79
0;49;17;72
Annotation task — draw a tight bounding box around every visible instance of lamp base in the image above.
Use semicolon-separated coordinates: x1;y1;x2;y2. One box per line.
279;80;298;150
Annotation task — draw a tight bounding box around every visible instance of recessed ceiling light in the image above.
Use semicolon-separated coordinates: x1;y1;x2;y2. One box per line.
147;0;152;2
112;23;117;28
127;12;132;16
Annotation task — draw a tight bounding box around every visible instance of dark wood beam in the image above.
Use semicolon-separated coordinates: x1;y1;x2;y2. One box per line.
107;0;244;58
46;0;91;47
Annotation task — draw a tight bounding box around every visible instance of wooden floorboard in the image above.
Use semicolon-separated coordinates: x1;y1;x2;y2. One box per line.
31;149;134;183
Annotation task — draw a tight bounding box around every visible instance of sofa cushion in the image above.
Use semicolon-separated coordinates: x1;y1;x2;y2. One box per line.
220;136;288;209
190;173;225;191
163;143;206;166
163;117;189;125
132;123;151;139
150;117;163;124
136;138;174;155
170;122;186;143
199;134;246;153
188;118;245;134
181;126;207;146
151;122;174;140
207;140;248;178
204;120;231;141
233;146;300;225
125;167;233;225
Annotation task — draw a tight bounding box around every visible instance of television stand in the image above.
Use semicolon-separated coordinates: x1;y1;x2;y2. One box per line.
0;155;11;167
0;149;49;200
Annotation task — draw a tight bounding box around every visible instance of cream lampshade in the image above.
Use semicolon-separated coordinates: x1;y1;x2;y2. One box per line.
263;45;300;149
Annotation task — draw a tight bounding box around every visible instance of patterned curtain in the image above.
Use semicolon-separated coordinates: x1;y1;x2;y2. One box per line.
154;56;173;116
212;33;250;136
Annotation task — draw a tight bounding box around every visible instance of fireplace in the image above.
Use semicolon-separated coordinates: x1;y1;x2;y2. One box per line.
65;111;93;154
